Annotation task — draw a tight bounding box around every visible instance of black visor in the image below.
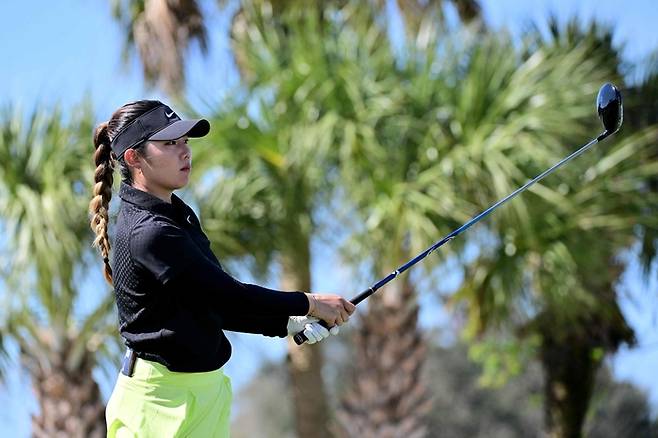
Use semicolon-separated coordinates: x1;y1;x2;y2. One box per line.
110;103;210;158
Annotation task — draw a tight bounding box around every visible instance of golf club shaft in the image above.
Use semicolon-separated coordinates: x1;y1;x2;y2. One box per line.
294;132;605;345
352;134;601;303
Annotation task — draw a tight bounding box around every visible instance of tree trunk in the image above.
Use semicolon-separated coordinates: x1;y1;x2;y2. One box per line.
394;0;483;37
338;274;432;438
281;252;332;438
540;336;599;438
25;350;105;438
538;285;635;438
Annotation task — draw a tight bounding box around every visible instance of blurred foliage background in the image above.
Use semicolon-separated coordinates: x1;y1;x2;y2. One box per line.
1;1;657;437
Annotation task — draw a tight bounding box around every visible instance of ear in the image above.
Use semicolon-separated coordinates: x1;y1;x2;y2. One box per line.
123;149;141;168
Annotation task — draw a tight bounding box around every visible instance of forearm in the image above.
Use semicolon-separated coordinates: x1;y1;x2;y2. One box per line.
166;260;310;318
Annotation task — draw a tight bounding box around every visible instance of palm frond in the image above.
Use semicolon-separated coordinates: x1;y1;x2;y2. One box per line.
110;0;207;96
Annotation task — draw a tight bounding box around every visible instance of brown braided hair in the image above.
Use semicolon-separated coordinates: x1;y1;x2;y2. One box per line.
89;100;162;285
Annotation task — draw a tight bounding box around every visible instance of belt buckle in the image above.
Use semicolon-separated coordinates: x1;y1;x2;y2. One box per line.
121;348;137;377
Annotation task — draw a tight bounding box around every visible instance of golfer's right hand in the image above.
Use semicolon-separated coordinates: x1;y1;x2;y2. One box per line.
305;293;355;326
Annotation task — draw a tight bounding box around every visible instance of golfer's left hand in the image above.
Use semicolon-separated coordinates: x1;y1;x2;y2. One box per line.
287;316;339;344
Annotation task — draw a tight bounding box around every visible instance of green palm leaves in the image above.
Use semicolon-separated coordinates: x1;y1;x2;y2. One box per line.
0;105;90;279
99;1;657;436
0;103;114;435
0;104;94;339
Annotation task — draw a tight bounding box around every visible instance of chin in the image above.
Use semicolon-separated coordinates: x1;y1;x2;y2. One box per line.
174;175;190;187
166;180;187;192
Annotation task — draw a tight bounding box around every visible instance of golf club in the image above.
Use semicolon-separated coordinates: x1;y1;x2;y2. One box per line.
294;83;624;345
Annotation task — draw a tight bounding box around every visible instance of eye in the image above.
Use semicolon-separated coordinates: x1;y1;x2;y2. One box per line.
165;140;176;146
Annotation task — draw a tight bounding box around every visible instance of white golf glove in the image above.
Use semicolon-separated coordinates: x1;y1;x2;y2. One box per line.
287;316;340;344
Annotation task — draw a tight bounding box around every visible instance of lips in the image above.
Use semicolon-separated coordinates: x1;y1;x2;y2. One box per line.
180;164;191;171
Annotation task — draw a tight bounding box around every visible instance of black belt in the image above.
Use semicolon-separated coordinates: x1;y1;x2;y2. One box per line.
121;348;137;377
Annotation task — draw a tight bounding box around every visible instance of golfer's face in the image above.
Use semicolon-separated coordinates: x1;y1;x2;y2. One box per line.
142;136;192;191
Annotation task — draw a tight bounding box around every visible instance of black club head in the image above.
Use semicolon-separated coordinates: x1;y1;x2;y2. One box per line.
597;83;623;137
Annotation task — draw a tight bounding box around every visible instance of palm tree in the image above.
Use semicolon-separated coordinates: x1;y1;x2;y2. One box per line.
211;4;483;436
329;41;436;438
333;12;657;437
106;2;657;437
442;22;658;438
456;125;658;438
110;0;207;97
190;4;457;436
194;131;335;437
190;5;349;436
0;103;119;437
330;8;498;434
107;9;483;433
108;0;481;96
228;0;483;79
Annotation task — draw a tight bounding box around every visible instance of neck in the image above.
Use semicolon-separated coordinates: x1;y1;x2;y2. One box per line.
132;180;172;204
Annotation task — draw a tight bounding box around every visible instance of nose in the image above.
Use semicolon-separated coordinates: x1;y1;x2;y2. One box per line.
180;142;191;159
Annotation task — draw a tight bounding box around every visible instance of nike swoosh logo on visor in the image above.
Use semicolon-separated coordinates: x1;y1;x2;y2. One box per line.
165;111;175;118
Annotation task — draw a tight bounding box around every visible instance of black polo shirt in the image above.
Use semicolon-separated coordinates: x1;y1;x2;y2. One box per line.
111;183;309;372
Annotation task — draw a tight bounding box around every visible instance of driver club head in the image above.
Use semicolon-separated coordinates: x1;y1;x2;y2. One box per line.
597;83;623;139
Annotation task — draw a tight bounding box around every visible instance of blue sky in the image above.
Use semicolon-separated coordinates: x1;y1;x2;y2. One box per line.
1;0;657;435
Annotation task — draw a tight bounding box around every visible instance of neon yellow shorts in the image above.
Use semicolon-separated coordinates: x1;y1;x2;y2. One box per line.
106;358;232;437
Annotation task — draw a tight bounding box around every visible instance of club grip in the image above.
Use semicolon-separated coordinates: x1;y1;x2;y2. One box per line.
293;332;308;345
293;319;331;345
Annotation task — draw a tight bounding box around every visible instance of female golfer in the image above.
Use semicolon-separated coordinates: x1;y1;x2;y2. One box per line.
89;100;355;437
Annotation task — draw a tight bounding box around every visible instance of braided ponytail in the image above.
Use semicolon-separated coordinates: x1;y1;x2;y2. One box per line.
89;122;115;285
88;100;162;285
